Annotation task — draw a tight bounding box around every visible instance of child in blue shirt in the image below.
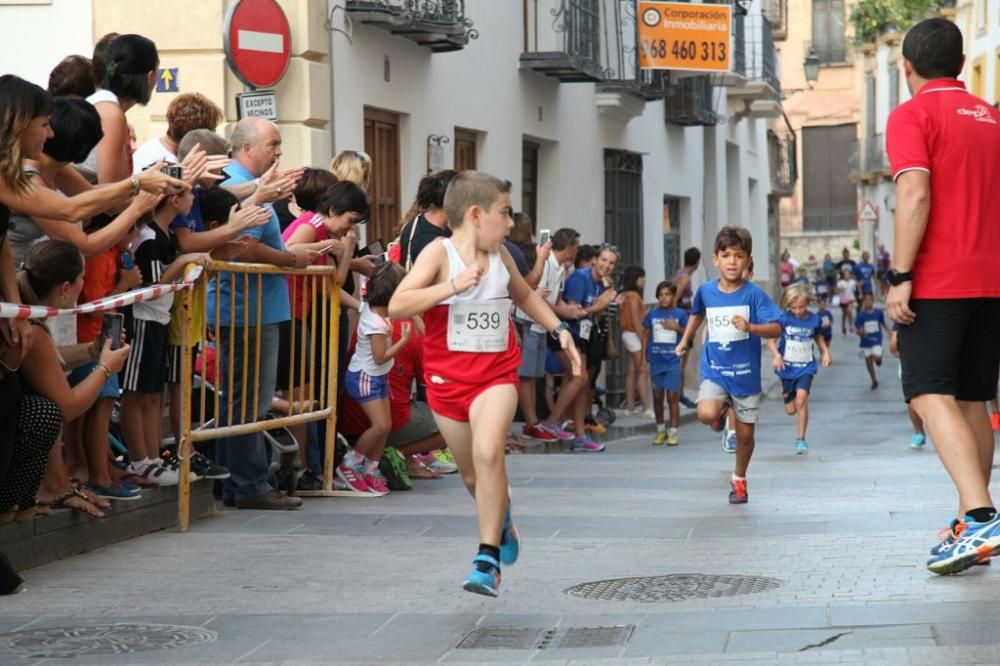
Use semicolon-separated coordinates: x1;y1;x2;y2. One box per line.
766;284;832;455
815;296;834;345
642;281;689;446
676;226;781;504
855;292;890;390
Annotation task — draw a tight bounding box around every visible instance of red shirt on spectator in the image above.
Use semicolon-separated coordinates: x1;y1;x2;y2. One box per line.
886;78;1000;299
339;319;423;436
281;212;331;319
76;248;120;343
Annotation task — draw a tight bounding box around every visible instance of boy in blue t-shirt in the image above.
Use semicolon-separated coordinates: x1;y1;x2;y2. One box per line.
766;284;832;455
815;296;834;345
676;226;782;504
853;251;876;297
642;281;689;446
855;292;890;390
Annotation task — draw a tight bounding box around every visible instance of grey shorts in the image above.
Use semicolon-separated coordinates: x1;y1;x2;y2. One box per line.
386;401;438;448
518;329;547;378
696;379;762;425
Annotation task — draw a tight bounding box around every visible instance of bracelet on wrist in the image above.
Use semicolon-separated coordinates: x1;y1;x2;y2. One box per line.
129;175;141;196
96;362;113;379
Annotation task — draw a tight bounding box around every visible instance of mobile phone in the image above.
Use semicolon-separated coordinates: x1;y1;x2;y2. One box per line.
319;241;339;255
100;313;124;351
160;165;183;180
538;228;551;245
119;251;135;270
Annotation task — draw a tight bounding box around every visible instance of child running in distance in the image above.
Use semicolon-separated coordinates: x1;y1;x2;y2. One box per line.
889;327;927;450
389;172;581;597
642;281;688;445
816;295;834;348
855;292;890;390
676;227;781;504
766;283;832;455
836;267;857;335
338;262;410;496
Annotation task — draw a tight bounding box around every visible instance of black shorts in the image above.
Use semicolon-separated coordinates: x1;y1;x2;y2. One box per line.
898;298;1000;402
120;317;168;394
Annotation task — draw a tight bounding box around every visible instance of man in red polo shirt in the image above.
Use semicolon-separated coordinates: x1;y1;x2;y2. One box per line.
886;18;1000;576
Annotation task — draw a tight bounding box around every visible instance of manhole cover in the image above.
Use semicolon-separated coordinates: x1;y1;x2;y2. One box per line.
0;623;218;658
564;574;784;602
457;625;635;650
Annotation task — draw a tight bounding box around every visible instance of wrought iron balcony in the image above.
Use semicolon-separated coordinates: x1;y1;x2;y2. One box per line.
768;128;797;197
345;0;477;52
745;15;780;99
594;1;671;101
521;0;604;82
664;76;722;127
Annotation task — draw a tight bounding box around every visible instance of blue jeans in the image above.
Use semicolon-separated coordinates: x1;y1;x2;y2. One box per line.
216;323;280;502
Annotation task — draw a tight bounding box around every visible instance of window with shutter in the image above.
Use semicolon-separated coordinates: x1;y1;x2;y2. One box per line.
803;124;858;232
812;0;846;64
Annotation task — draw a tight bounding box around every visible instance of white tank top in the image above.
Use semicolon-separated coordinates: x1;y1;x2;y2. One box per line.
441;239;509;304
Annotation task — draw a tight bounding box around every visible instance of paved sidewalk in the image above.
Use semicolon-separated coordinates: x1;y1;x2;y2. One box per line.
3;323;1000;665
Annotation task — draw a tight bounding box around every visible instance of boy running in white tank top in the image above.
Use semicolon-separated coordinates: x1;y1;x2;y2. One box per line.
389;172;581;597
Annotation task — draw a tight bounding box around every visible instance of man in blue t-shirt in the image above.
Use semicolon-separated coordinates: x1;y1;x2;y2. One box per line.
855;292;889;390
560;246;619;451
642;281;689;446
853;251;876;298
207;118;317;511
676;226;781;505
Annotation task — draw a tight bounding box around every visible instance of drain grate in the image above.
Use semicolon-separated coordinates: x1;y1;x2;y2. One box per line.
457;625;635;650
564;573;784;602
0;623;218;659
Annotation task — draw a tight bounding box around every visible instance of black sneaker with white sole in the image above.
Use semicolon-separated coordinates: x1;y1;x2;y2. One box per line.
190;452;230;480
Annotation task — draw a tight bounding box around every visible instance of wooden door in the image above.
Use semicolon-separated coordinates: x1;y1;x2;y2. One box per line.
521;140;539;229
363;107;401;243
454;128;477;172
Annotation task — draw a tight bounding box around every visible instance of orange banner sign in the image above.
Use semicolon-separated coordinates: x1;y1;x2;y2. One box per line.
638;1;732;73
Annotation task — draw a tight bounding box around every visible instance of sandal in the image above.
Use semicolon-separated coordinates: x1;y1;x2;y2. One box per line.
72;480;111;510
48;487;105;519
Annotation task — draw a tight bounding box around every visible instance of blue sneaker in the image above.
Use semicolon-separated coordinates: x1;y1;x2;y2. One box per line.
723;430;737;454
463;554;501;597
87;481;141;502
499;502;520;565
795;439;808;455
910;434;926;450
927;514;1000;575
930;519;963;556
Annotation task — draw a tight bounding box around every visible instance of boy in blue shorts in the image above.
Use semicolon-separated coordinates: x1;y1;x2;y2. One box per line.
642;281;689;446
767;284;832;455
676;226;782;504
855;292;890;390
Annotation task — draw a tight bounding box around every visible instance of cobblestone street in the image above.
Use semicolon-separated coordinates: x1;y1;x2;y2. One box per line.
3;325;1000;665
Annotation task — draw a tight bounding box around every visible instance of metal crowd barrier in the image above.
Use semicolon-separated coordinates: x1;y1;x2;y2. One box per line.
176;260;342;531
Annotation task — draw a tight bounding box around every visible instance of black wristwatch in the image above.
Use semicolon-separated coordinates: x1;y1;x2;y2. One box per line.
887;269;913;286
550;322;570;340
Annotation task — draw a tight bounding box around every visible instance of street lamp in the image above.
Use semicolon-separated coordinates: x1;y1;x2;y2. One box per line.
782;47;822;98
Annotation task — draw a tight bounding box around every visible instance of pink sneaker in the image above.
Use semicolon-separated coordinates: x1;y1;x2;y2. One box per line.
571;436;606;453
364;471;390;496
540;421;575;441
335;463;372;495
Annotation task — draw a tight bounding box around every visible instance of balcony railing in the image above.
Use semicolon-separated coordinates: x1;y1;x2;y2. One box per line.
594;1;673;100
521;0;604;82
345;0;477;52
745;15;780;99
865;133;888;173
760;0;786;40
768;128;797;196
664;76;721;126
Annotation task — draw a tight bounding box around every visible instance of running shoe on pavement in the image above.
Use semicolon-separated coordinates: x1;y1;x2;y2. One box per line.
652;431;667;446
667;432;680;446
640;408;656;420
433;449;456;466
910;433;926;450
795;439;809;455
499;501;520;565
930;519;964;556
364;470;390;496
522;423;557;442
335;462;372;495
571;436;606;452
722;430;737;454
539;421;575;441
927;513;1000;575
729;478;748;504
420;453;458;475
463;554;501;597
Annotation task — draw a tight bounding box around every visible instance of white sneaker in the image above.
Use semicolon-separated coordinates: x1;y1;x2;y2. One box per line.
641;408;656;420
129;459;179;486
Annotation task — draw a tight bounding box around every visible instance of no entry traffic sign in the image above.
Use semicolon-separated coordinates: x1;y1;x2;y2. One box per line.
223;0;292;89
